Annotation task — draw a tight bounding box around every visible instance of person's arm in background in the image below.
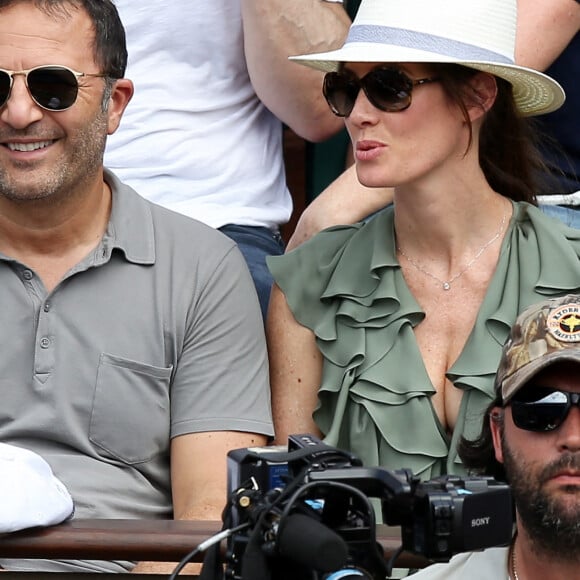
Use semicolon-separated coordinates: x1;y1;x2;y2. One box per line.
241;1;393;251
286;0;580;250
286;165;394;251
241;0;350;142
515;0;580;70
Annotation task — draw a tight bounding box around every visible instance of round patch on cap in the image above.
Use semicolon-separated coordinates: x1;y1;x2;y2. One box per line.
547;304;580;342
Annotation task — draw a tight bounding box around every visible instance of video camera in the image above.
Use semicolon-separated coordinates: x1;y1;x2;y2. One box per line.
212;435;513;580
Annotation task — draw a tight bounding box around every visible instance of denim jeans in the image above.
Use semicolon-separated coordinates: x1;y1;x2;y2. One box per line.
219;224;285;321
539;204;580;228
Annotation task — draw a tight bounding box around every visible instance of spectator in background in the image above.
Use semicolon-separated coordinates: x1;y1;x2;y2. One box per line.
0;0;272;573
411;294;580;579
286;0;580;248
104;0;351;319
267;0;580;481
528;26;580;225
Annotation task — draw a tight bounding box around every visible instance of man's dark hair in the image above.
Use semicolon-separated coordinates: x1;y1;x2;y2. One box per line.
0;0;127;78
457;393;508;482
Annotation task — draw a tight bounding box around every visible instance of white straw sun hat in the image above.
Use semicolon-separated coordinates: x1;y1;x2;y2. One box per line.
291;0;565;116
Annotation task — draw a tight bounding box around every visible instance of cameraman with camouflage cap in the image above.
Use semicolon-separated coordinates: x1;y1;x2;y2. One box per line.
412;294;580;579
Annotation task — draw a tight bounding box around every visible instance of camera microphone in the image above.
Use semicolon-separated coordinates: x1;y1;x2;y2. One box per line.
276;513;349;572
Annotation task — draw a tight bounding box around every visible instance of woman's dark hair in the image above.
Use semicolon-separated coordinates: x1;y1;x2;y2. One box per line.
457;393;507;482
430;63;550;204
0;0;127;78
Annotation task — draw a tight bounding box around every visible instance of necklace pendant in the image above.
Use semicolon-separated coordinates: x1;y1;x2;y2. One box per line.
442;282;451;291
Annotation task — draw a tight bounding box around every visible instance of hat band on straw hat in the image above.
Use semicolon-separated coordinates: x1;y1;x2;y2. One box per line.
346;25;514;64
290;0;566;116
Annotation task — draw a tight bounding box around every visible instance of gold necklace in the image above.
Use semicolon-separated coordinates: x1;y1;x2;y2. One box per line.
511;538;520;580
397;211;507;291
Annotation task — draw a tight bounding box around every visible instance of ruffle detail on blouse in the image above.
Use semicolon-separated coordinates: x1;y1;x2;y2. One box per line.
268;202;580;479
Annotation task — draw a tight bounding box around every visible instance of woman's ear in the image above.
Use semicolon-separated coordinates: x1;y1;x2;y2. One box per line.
467;71;498;122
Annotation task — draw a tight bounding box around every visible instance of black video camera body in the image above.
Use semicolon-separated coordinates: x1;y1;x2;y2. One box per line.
224;435;513;580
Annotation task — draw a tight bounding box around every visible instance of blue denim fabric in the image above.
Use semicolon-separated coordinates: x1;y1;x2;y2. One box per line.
539;204;580;228
219;224;285;321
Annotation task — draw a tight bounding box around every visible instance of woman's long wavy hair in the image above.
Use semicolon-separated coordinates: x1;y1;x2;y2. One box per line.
430;63;550;205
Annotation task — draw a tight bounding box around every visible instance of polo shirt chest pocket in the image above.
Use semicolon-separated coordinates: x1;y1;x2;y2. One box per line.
89;353;172;464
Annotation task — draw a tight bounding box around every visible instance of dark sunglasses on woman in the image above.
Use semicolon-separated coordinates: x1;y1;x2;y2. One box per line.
323;65;439;117
0;65;108;111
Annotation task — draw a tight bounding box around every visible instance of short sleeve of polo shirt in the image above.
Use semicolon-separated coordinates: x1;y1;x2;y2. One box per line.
169;239;273;438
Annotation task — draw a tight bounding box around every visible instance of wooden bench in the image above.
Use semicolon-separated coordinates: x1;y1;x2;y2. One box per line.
0;518;430;577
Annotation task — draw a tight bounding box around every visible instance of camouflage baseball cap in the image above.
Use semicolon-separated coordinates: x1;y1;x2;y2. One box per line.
496;294;580;403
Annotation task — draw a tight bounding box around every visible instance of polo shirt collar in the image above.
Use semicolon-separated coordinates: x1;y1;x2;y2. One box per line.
103;169;156;265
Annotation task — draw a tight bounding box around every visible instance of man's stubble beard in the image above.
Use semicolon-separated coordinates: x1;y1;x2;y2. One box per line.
502;432;580;563
0;108;109;206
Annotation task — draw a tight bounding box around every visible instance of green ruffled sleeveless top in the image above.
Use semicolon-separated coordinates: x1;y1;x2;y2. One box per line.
268;202;580;479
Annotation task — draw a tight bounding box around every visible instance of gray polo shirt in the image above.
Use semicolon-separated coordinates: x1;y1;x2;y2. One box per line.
0;171;273;572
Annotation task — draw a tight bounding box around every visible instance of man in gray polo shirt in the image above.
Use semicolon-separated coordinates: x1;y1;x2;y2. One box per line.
0;0;272;573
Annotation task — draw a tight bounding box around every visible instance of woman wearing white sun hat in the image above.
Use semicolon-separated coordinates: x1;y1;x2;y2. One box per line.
267;0;580;479
285;0;580;250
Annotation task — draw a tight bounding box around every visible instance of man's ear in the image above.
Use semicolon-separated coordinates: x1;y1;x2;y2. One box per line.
106;78;134;135
490;407;505;464
467;71;497;122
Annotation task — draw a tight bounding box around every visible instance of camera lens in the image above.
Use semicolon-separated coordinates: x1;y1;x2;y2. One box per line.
323;567;373;579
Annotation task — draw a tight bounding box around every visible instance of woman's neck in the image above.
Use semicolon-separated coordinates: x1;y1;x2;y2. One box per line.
393;173;511;258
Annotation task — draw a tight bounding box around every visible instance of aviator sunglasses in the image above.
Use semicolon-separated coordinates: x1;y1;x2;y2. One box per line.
510;386;580;432
323;66;439;117
0;65;108;112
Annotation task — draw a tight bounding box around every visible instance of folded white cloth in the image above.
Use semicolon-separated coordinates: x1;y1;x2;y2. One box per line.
0;443;74;533
537;190;580;206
